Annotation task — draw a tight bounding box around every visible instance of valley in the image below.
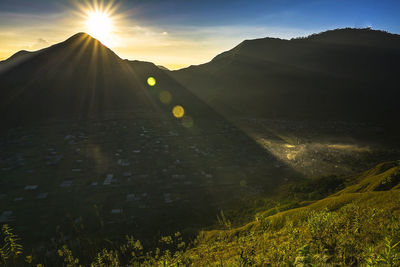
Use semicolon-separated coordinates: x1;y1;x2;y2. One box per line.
1;113;398;262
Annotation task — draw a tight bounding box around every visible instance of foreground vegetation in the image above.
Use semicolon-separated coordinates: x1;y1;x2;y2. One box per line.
2;161;400;266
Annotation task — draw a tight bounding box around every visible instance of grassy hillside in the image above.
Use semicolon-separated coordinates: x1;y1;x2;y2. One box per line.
182;161;400;266
2;161;400;266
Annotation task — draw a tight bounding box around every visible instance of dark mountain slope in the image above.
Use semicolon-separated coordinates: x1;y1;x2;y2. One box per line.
0;50;38;73
0;33;219;126
171;28;400;124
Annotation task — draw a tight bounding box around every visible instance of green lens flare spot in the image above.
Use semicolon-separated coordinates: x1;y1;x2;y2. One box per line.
182;116;194;128
159;91;172;104
147;77;156;86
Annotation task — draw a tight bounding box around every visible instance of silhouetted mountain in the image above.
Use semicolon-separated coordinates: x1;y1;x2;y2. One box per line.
0;50;37;73
157;65;170;71
171;28;400;124
2;29;400;127
0;33;217;125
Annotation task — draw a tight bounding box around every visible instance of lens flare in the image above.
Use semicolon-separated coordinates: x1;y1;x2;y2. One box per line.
147;77;156;86
172;105;185;118
181;116;194;128
159;91;172;104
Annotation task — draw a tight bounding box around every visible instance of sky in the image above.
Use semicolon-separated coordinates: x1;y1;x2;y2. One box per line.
1;0;400;69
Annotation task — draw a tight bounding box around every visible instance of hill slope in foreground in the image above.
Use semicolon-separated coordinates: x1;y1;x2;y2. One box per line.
185;161;400;266
1;161;400;265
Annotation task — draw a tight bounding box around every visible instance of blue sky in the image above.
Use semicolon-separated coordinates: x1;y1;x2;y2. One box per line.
1;0;399;68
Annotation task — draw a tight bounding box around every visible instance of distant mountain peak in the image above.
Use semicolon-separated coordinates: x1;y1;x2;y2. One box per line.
304;27;397;38
298;27;400;47
62;32;103;46
2;50;32;62
45;32;122;62
67;32;93;41
208;27;400;64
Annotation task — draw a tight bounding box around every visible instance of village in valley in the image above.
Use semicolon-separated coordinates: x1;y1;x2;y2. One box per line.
1;113;399;252
0;113;287;248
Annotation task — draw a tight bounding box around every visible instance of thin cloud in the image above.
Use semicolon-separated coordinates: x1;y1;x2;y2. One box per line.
37;38;48;44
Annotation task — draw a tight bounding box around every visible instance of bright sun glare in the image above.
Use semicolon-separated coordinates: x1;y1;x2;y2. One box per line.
76;0;121;47
86;11;113;44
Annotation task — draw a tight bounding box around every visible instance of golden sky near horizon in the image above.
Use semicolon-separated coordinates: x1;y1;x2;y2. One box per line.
0;1;315;70
0;19;244;70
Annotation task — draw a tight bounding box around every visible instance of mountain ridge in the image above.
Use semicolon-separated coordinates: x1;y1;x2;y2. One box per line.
170;28;400;125
2;28;400;126
0;32;220;126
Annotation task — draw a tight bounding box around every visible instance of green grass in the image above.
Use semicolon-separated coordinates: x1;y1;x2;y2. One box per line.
2;161;400;266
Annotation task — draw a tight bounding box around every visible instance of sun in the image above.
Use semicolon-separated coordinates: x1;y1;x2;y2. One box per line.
87;11;112;37
86;11;113;44
73;0;123;47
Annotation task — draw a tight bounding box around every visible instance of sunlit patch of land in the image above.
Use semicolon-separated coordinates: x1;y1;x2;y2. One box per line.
255;137;372;177
229;117;400;178
327;144;370;152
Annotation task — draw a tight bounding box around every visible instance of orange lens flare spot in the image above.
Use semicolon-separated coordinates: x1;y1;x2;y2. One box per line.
147;77;156;86
172;105;185;118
